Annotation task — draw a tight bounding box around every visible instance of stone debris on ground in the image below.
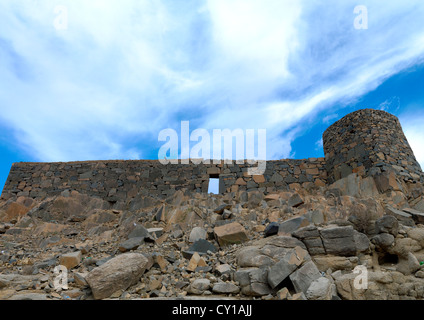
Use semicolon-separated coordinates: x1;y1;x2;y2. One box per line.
1;170;424;301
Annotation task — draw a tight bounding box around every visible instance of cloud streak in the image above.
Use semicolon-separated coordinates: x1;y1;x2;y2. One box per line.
0;0;424;163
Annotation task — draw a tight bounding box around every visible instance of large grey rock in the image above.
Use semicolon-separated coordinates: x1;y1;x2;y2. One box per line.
288;193;304;208
396;252;421;275
215;264;233;277
0;274;41;290
267;246;308;289
359;176;379;197
371;233;395;251
128;224;150;239
289;261;321;294
214;222;249;246
86;253;149;300
214;204;232;214
292;225;325;255
118;237;144;252
373;171;401;193
320;226;356;256
236;235;307;268
59;251;82;270
406;228;424;247
267;257;297;289
329;173;360;197
292;225;320;239
188;279;211;295
235;268;271;297
278;216;309;235
212;282;240;294
247;192;264;208
182;239;217;259
236;247;274;268
375;215;399;236
242;282;272;296
189;227;207;243
304;210;325;225
353;230;370;253
306;277;336;300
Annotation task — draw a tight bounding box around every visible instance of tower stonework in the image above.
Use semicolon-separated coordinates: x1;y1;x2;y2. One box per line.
323;109;423;185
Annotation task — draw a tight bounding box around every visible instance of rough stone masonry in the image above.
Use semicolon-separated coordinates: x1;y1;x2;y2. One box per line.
1;108;424;301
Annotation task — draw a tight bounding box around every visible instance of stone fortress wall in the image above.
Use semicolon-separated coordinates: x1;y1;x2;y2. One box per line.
0;158;327;202
1;109;422;202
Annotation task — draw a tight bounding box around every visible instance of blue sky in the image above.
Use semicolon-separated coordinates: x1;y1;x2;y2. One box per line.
1;0;424;194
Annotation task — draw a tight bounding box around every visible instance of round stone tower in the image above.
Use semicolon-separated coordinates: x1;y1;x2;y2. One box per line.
323;108;423;184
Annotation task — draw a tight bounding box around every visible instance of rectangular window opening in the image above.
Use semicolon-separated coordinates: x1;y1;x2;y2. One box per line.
208;174;220;194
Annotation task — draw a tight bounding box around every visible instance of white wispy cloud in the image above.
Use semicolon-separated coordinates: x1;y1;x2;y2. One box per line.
0;0;424;163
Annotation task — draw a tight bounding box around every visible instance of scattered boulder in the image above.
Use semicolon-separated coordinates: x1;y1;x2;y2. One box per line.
288;193;304;208
236;247;274;268
182;239;217;259
306;277;337;300
128;224;153;241
371;233;395;251
214;222;249;247
86;253;149;300
118;237;144;252
188;279;211;295
320;225;357;256
289;261;321;294
267;246;308;289
59;251;82;270
235;268;271;297
278;216;309;235
189;227;207;243
354;230;370;253
214;204;232;214
375;215;399;236
215;264;233;277
212;282;240;294
186;252;207;272
264;222;279;237
396;252;421;275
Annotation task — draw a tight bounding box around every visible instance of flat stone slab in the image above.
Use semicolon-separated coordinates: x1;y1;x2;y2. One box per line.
402;208;424;224
182;239;217;259
118;237;144;252
385;206;415;226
